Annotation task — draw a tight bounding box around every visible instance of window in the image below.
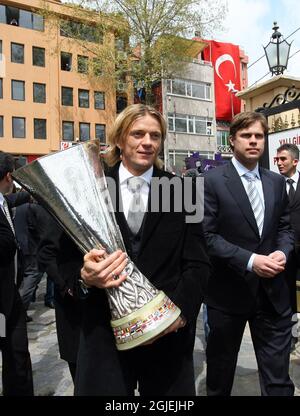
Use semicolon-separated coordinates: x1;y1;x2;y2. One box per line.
95;124;106;142
61;87;73;106
116;95;127;114
19;9;32;29
167;79;211;100
2;5;44;31
79;123;90;141
12;117;25;138
32;13;44;31
61;52;72;71
0;5;5;23
217;130;229;146
60;20;102;43
92;58;102;76
33;83;46;103
6;6;19;26
0;39;2;67
32;46;45;67
94;91;105;110
11;42;24;64
0;78;2;99
12;80;25;101
62;121;74;141
78;89;89;108
77;55;88;73
168;113;213;135
0;116;3;137
34;118;46;139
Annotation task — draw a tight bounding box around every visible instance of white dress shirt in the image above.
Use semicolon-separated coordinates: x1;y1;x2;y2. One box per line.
118;163;152;219
0;192;5;212
232;157;265;272
231;157;265;210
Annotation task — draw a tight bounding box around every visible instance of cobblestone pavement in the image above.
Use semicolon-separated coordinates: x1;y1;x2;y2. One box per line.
1;282;300;396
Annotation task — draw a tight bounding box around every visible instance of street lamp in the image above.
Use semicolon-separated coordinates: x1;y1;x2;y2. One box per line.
264;22;291;76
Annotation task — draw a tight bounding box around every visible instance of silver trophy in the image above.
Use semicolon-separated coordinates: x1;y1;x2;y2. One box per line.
12;142;181;350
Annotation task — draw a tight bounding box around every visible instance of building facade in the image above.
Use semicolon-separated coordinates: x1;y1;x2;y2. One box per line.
0;0;123;162
162;59;216;174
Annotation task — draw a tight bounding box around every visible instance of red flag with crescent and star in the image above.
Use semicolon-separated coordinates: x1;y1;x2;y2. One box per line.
203;40;242;121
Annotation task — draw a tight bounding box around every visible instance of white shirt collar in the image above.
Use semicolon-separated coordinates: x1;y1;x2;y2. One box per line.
232;156;261;179
119;163;153;185
0;192;5;208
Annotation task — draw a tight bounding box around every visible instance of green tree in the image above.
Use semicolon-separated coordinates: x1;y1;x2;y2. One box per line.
53;0;227;103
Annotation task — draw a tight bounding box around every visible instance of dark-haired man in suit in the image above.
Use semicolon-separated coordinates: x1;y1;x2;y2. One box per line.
0;151;33;396
203;112;295;396
276;143;300;350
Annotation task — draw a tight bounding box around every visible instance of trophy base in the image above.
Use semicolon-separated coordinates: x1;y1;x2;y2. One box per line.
111;291;181;351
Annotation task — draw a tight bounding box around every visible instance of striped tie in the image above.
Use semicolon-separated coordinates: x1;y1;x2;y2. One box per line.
3;199;18;283
244;172;264;237
3;199;15;235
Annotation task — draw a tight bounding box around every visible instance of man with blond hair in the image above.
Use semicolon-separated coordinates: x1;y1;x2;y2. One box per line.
75;104;210;396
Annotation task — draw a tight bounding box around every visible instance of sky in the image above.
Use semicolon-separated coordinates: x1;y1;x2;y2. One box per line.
213;0;300;87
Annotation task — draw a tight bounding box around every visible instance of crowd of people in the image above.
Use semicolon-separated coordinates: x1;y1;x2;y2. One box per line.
0;104;299;396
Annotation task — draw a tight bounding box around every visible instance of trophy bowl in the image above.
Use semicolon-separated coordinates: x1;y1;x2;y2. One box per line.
12;141;181;350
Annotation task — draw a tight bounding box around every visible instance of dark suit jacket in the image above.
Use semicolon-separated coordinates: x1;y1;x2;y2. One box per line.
105;164;210;323
75;164;210;394
203;161;294;315
0;192;30;317
37;209;83;363
289;174;300;250
14;202;41;256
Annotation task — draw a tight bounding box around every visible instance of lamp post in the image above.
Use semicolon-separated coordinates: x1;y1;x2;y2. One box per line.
264;22;291;76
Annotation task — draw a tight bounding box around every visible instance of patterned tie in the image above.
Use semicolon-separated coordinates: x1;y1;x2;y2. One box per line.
287;178;295;202
2;199;18;283
244;172;264;237
127;177;146;235
3;199;15;234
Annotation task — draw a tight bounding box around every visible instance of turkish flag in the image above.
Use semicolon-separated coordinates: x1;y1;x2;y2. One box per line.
203;40;241;121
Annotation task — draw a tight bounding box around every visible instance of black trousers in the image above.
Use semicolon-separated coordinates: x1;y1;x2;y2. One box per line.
0;289;34;396
206;287;294;396
75;317;196;396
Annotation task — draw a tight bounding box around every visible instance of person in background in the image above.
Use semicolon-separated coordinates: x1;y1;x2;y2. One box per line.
0;151;33;396
37;208;83;384
15;202;45;321
203;112;294;396
276;143;300;351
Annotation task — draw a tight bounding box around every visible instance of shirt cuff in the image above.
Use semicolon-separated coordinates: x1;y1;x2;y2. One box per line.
247;253;256;272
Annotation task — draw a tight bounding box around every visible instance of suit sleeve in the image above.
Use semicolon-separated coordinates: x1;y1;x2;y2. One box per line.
37;209;67;295
0;221;16;267
174;221;211;322
275;178;295;257
6;191;31;207
203;175;253;275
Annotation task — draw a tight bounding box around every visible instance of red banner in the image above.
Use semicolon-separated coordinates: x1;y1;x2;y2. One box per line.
203;40;241;121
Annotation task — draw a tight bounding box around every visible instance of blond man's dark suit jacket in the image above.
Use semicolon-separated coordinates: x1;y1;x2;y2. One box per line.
74;164;210;396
